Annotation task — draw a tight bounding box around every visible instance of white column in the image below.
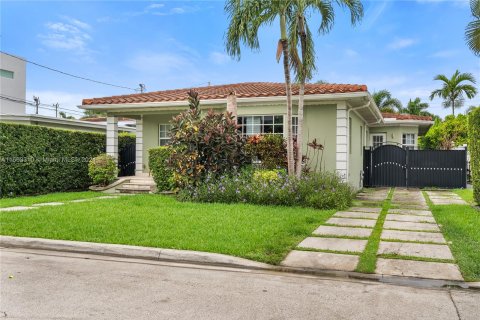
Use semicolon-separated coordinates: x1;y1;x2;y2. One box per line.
135;115;144;175
106;116;118;163
336;103;349;182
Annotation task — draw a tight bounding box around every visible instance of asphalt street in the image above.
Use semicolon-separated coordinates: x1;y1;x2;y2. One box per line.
1;248;479;319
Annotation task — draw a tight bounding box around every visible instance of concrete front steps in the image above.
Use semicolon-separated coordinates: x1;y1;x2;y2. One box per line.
115;176;156;194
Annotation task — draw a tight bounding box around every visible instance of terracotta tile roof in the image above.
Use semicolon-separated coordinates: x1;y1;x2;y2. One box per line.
381;112;433;121
82;82;368;105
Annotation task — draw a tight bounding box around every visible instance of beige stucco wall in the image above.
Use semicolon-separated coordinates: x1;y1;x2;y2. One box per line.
141;103;338;173
368;125;419;148
349;111;367;189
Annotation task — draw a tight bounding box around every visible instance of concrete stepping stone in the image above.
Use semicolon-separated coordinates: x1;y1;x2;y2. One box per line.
32;202;64;207
392;204;430;210
0;206;38;212
430;199;467;205
326;217;377;228
95;196;119;200
383;221;440;232
385;214;436;224
381;230;446;244
388;209;432;216
348;207;382;213
281;250;359;271
313;226;373;238
375;258;463;281
378;241;454;260
334;211;379;220
70;199;94;203
298;237;368;253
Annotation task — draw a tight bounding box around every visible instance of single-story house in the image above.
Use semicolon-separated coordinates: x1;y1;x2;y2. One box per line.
80;82;433;189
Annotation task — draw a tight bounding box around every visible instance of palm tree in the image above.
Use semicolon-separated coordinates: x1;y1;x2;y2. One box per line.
288;0;363;177
429;70;478;116
372;90;403;113
466;0;480;56
402;97;429;116
225;0;296;175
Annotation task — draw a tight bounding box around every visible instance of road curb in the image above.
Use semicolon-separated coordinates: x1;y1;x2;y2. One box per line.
0;236;275;270
1;236;477;291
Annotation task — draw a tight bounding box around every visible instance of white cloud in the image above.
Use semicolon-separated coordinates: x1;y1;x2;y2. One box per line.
430;50;459;58
388;38;417;50
209;51;231;65
39;16;93;60
146;3;165;10
344;49;359;58
417;0;469;7
360;1;389;31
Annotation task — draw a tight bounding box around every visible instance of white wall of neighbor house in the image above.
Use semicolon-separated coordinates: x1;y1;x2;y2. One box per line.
0;53;26;115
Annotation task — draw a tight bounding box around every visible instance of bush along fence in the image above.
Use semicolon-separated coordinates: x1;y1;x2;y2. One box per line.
0;123;135;197
469;108;480;204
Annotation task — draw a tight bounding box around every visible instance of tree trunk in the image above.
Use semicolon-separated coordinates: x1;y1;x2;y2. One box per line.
280;13;294;175
296;82;304;177
452;99;455;116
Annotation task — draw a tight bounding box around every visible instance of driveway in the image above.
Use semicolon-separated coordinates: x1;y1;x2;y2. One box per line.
1;248;479;320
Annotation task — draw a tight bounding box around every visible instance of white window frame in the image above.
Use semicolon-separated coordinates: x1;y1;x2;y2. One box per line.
237;115;284;136
159;124;172;146
371;133;386;148
402;133;416;150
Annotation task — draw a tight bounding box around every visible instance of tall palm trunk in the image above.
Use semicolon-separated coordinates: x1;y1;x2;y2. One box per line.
295;15;307;178
452;99;455;116
296;83;304;177
280;13;295;175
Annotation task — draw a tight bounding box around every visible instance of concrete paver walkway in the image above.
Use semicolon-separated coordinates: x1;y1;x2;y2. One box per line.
375;188;463;281
0;195;131;212
282;188;464;281
425;190;467;205
282;188;387;272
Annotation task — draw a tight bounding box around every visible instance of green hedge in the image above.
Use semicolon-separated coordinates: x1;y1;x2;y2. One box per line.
149;146;174;191
0;123;135;197
469;108;480;204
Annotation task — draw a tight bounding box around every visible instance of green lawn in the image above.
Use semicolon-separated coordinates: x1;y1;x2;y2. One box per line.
453;188;476;204
0;191;107;208
425;189;480;281
0;194;334;264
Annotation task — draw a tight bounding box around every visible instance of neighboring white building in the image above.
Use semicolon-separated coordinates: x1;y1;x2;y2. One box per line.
0;52;26;115
0;52;134;133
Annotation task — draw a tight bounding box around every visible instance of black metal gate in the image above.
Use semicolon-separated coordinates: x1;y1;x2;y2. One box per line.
118;144;136;177
364;145;467;188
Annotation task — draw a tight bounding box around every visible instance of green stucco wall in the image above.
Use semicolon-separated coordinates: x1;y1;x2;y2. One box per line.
348;112;367;189
141;103;338;173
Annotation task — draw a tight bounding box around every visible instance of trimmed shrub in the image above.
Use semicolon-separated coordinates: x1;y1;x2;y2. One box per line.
0;123;134;197
169;90;246;187
88;154;117;186
177;170;354;210
245;134;287;169
469;107;480;204
149;146;174;191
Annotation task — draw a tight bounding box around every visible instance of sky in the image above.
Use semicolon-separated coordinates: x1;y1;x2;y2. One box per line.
1;0;479;118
